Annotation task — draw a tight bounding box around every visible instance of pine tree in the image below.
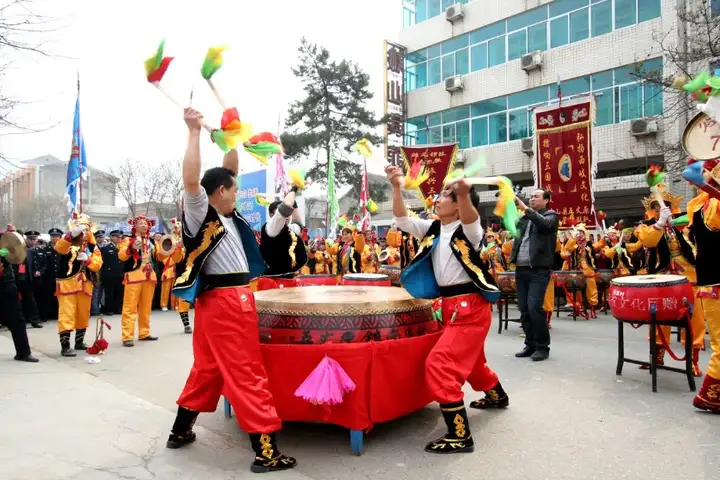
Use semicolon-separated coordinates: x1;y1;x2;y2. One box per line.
281;38;387;203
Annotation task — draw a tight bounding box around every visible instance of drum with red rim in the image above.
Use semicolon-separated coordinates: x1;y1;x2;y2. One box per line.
595;269;615;288
496;271;516;294
295;274;338;287
342;273;391;287
379;265;402;286
608;274;693;322
552;270;586;289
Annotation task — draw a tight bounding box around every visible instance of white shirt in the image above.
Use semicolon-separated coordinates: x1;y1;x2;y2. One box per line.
394;216;484;287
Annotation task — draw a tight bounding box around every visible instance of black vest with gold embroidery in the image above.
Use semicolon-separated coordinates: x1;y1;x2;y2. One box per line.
260;222;307;277
690;209;720;286
399;230;418;269
642;219;695;274
121;239;155;273
400;220;500;301
56;243;97;279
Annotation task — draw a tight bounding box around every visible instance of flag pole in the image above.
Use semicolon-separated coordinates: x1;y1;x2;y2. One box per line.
77;71;83;214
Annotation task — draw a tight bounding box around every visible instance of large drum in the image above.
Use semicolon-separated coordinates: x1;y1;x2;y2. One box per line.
296;274;338;287
596;269;614;289
608;274;694;322
553;270;586;289
256;286;438;344
379;265;402;286
496;271;516;294
342;273;391;287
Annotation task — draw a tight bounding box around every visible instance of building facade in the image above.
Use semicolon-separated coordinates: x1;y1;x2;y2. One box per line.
398;0;692;224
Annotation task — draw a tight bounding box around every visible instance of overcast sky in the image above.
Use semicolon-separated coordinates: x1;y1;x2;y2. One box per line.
0;0;401;179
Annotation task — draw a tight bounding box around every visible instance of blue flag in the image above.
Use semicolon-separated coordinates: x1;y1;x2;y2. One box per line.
66;94;88;214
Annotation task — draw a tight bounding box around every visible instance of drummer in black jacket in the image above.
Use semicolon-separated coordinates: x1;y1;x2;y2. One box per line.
14;230;42;328
100;230;125;315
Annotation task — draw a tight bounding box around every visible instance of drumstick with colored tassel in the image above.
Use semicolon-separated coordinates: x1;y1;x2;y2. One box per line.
201;46;230;111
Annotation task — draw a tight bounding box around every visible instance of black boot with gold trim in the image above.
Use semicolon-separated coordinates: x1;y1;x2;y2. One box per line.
249;433;297;473
424;401;474;454
74;328;88;351
469;382;509;410
166;406;199;449
59;331;76;357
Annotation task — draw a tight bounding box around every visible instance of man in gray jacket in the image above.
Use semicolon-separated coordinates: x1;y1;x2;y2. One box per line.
510;189;558;361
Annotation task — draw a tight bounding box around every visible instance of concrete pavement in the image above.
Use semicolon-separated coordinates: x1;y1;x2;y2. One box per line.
1;308;719;480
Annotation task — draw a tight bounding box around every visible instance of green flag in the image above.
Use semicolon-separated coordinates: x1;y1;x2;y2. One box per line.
328;148;339;236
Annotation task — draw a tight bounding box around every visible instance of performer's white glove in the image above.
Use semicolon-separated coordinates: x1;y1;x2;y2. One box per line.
133;238;143;250
70;224;87;238
656;206;672;228
76;252;88;262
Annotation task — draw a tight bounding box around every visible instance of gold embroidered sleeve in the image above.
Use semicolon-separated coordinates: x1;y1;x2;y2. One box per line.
637;224;663;248
602;247;616;259
703;198;720;231
626;241;643;253
54;238;72;255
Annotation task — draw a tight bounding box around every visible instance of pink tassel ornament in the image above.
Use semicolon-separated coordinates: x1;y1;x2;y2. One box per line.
294;356;356;406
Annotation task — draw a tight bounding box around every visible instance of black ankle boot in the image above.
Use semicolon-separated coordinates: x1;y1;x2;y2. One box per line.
180;312;192;334
60;332;76;357
424;401;475;454
469;382;509;410
166;406;199;449
74;328;88;350
248;433;297;473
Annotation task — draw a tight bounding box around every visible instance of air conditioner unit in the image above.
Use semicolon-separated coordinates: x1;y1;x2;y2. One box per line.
520;137;534;155
520;51;542;72
630;118;659;136
445;75;463;92
446;3;464;22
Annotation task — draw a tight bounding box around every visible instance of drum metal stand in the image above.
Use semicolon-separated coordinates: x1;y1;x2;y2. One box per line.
223;398;366;455
497;293;522;334
615;304;696;393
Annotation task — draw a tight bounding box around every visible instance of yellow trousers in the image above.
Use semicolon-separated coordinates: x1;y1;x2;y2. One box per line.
57;292;92;333
160;278;178;309
543;279;554;313
121;281;155;342
701;297;720;379
178;299;190;314
652;288;705;348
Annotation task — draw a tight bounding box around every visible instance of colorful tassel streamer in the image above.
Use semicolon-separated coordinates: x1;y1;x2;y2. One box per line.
443;156;486;187
596;210;606;221
144;39;174;83
366;199;378;213
645;165;666;188
201;46;226;80
352;138;374;158
294;356;356;406
404;159;430;190
244;132;283;166
0;248;8;257
255;194;272;207
493;177;519;237
288;167;309;190
210;108;252;153
671;214;689;227
423;195;436;211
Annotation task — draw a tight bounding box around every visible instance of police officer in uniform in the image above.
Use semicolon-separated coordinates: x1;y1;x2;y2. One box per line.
28;231;51;322
100;230;124;315
44;228;63;320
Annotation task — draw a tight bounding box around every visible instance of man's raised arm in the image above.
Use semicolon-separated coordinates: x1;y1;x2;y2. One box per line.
182;108;205;195
222;149;239;176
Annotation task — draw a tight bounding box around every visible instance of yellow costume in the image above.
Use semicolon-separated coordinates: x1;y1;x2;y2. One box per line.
561;225;601;317
326;241;340;275
542;238;562;327
360;244;380;273
313;250;329;274
480;231;505;275
55;213;103;357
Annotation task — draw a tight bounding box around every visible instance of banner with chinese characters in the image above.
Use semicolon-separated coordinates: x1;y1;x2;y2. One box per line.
400;144;458;198
384;41;406;166
534;97;595;229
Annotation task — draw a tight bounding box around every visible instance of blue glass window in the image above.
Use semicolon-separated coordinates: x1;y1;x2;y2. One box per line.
442;123;456;142
488;37;506;67
471;43;488;71
550;16;569;48
615;0;637;29
442;35;469;54
619;83;643;121
472;98;506;116
416;129;428;145
415;63;428;89
456;49;469;75
569;8;589;43
549;0;588;17
415;0;428;23
456;120;470;148
407;50;428;63
592;70;613;89
508;30;527;61
528;23;548;51
428;113;442;126
442;106;470;123
639;0;661;23
509;109;529;140
713;0;720;16
591;1;612;37
427;44;442;59
469;22;506;44
442;53;455;79
430;126;442;143
643;82;663;116
428;0;442;18
560;76;590;96
428;58;442;85
407;117;427;129
442;0;454;10
471;117;488;147
508;86;549;109
595;89;613;125
507;6;549;31
489;113;507;144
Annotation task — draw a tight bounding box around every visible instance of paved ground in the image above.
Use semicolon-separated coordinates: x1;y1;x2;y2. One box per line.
1;306;719;480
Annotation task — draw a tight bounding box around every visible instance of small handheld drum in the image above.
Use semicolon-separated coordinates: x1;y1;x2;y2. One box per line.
342;273;391;287
595;269;614;289
296;274;338;287
256;286;438;344
379;265;402;286
608;274;694;322
495;271;516;294
553;270;586;289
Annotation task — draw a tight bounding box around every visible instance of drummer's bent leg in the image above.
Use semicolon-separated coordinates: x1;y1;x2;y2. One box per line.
585;277;598;306
694;297;720;413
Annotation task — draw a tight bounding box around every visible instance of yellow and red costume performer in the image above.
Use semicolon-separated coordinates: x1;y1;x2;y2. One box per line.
480;229;506;276
54;213;103;357
542;236;562;328
382;226;403;266
119;215;159;346
636;185;705;376
561;223;601;318
158;218;184;312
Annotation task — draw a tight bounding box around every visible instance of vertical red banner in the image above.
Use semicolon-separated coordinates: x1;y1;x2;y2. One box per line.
400;144;458;198
534;98;595;229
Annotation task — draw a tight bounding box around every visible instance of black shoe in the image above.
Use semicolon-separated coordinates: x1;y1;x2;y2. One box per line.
424;402;475;454
74;328;87;351
61;347;77;357
30;322;43;329
138;335;158;341
166;432;196;449
123;340;134;347
470;382;509;409
515;346;535;358
249;433;298;473
531;350;549;362
59;332;76;357
184;326;193;334
14;354;39;363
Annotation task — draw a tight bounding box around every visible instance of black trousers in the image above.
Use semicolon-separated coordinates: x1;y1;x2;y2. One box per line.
43;277;59;319
102;278;124;314
0;285;32;357
515;266;551;351
17;280;40;324
33;278;48;321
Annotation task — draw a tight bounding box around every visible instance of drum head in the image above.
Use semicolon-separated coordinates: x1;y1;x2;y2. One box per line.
682;112;720;160
380;265;400;271
344;273;389;280
611;274;687;286
497;271;514;276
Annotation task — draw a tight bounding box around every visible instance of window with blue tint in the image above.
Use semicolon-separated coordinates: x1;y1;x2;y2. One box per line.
407;117;427;129
471;117;488;147
415;63;428;89
509;109;529;140
456;121;470;148
638;0;661;22
507;6;549;31
713;0;720;16
429;0;442;18
549;0;588;16
570;7;589;43
508;30;527;61
407;50;427;64
595;89;613;125
428;113;442;126
417;130;428;145
415;0;428;23
428;58;442;85
442;0;454;10
430;126;442;144
442;35;469;54
471;43;488;71
469;22;506;44
528;22;548;51
442;106;470;123
508;86;549;108
619;83;643;121
456;49;469;75
591;1;612;36
427;44;442;59
560;76;590;96
592;70;613;89
551;16;569;48
615;0;637;29
489;113;507;144
442;53;455;79
643;82;663;116
442;123;456;142
639;58;663;79
472;97;507;116
488;37;506;67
